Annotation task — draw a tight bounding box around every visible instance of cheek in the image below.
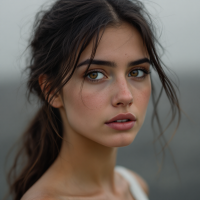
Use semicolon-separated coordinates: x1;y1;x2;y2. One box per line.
134;82;151;120
63;81;109;124
79;83;109;110
62;81;111;138
137;86;151;107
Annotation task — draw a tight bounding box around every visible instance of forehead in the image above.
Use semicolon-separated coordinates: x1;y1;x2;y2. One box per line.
79;22;149;63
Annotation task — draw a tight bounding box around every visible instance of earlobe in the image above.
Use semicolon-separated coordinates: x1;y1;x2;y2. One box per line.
38;74;63;108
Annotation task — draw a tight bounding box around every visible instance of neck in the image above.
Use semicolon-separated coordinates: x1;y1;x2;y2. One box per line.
52;127;118;195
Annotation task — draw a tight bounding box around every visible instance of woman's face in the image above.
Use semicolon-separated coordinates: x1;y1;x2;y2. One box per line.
59;22;151;147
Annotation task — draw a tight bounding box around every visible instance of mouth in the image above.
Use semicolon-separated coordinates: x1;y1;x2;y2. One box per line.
113;119;131;122
105;113;136;131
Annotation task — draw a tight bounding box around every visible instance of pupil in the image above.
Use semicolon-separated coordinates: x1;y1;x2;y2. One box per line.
131;70;138;77
89;72;98;79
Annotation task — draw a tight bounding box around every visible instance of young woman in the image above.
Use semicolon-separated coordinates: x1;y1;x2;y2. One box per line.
7;0;181;200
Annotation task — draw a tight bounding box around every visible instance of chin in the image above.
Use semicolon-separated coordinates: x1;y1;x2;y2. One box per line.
103;132;137;147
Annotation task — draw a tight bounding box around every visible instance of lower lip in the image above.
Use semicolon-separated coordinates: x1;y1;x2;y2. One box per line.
105;121;135;131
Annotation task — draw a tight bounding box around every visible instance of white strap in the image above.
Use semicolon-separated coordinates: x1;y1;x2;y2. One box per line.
115;166;149;200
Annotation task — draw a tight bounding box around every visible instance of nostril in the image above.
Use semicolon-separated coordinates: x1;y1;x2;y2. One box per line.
129;101;133;105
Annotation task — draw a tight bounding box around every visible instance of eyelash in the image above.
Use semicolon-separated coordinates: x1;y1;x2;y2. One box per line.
84;70;106;83
128;67;151;79
84;67;151;83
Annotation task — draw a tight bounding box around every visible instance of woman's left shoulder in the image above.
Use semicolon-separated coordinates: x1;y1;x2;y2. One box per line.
126;169;149;196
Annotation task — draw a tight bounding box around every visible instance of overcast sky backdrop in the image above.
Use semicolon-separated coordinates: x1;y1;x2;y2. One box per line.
0;0;200;82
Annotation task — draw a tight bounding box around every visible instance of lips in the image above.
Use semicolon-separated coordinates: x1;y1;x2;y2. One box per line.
105;113;136;131
105;113;136;123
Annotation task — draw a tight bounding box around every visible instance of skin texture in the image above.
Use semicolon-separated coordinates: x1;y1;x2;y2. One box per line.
22;22;151;200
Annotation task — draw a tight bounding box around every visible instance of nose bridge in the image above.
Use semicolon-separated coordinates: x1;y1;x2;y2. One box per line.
112;75;133;106
117;76;131;94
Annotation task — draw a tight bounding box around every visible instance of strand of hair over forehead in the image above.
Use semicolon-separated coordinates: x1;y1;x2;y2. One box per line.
46;0;121;101
6;2;182;200
43;0;180;149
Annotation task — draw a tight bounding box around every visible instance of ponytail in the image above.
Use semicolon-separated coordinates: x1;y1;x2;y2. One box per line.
7;0;181;199
7;105;62;200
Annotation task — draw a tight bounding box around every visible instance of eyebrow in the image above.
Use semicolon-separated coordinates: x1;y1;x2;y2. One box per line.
76;58;151;68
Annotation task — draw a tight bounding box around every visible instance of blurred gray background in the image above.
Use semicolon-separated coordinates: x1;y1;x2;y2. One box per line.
0;0;200;200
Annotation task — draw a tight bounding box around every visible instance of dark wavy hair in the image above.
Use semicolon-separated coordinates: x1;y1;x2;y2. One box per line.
7;0;181;199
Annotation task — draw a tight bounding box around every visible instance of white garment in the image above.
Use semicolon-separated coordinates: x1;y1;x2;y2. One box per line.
115;166;149;200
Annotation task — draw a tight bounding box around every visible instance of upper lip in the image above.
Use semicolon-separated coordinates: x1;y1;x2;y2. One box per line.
105;113;136;123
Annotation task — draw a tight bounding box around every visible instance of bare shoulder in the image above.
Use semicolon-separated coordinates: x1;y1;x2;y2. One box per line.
21;187;58;200
21;194;56;200
21;192;57;200
127;169;149;196
21;193;57;200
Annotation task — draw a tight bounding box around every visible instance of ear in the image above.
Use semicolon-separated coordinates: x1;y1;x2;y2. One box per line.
38;74;63;108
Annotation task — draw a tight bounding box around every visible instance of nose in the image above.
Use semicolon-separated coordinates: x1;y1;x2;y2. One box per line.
111;77;133;107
